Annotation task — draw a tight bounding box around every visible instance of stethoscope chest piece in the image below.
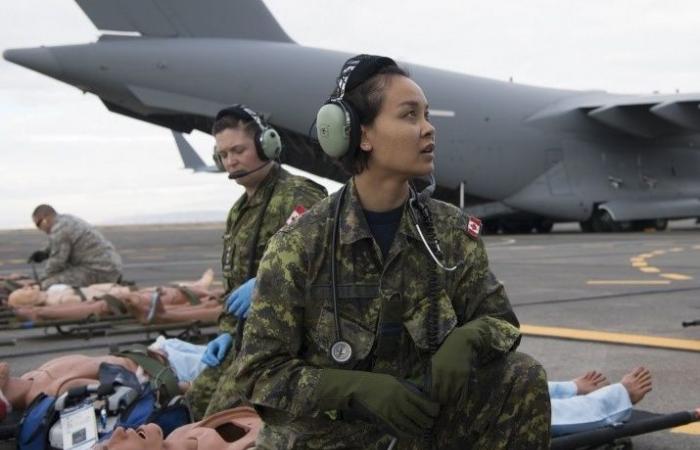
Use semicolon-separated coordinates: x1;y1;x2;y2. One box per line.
330;340;353;364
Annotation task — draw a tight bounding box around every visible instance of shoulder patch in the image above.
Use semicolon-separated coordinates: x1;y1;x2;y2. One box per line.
286;205;307;225
464;216;482;239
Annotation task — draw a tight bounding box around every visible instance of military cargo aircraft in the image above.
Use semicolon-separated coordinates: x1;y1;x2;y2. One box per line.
5;0;700;233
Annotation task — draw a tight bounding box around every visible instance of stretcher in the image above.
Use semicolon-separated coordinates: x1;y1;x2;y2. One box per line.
551;407;700;449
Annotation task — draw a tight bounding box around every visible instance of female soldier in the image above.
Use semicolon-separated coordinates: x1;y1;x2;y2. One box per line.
233;55;551;449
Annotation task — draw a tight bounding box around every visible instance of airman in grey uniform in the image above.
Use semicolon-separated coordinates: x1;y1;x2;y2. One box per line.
29;204;122;289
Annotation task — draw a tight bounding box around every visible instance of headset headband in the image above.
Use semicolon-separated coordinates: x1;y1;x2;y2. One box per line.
215;104;268;133
330;55;399;102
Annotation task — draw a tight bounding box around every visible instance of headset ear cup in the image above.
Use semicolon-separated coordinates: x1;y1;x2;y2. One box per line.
259;128;282;160
316;102;352;158
212;151;225;171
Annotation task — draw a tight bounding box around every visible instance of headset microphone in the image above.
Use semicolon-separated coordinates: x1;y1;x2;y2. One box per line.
227;160;272;179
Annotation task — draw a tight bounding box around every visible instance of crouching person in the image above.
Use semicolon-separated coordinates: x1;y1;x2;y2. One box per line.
232;55;551;449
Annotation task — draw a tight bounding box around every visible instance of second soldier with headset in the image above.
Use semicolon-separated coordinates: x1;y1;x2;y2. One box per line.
185;105;327;419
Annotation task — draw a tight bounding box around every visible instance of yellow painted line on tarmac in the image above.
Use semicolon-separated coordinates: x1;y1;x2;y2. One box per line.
639;253;655;258
651;250;666;255
587;280;670;285
632;261;648;268
639;266;660;273
520;324;700;352
660;273;693;281
671;422;700;435
0;259;27;265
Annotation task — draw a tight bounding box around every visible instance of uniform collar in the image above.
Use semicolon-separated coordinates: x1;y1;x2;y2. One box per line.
238;163;282;210
338;178;422;245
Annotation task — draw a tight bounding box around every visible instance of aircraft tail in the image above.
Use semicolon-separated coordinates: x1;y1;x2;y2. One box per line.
75;0;293;42
172;131;209;171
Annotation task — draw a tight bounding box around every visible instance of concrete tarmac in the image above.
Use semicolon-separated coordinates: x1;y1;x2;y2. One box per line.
1;221;699;449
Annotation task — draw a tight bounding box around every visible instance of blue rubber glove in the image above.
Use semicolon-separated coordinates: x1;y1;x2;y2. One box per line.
224;277;256;318
201;333;233;367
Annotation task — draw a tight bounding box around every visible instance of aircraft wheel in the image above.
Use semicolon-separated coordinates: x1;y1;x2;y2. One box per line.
653;218;668;231
591;210;618;232
535;220;553;233
579;220;594;232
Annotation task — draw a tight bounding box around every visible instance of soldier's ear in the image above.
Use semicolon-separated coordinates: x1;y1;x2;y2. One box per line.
359;126;372;152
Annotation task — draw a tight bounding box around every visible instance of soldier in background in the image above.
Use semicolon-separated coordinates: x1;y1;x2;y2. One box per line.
185;105;327;419
233;55;551;449
29;204;122;289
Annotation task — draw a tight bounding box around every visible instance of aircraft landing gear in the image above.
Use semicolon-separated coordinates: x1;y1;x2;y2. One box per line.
580;212;668;233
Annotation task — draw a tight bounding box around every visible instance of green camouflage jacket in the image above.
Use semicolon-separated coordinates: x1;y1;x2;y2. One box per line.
219;164;327;333
233;178;521;447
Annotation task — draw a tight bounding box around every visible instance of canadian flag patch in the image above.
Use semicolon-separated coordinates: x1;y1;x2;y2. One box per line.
285;205;307;225
465;216;482;239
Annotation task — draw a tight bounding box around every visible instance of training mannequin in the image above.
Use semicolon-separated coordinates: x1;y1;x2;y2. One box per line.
9;269;221;322
95;407;260;450
0;357;140;413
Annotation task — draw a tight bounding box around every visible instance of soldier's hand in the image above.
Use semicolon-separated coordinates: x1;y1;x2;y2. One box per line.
224;277;256;318
201;333;233;367
316;369;440;438
27;250;49;264
430;322;487;404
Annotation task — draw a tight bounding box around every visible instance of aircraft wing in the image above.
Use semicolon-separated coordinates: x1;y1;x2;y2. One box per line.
75;0;293;42
526;92;700;138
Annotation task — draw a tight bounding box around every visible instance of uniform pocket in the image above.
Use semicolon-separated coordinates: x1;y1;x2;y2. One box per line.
308;283;380;365
403;288;457;351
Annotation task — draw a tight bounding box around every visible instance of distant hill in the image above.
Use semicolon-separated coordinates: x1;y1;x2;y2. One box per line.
104;210;227;225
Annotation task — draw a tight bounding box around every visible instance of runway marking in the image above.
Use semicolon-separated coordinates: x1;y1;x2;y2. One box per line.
520;324;700;352
632;261;648;267
671;422;700;435
669;247;684;252
660;273;694;281
639;253;655;258
0;259;28;266
651;250;666;255
586;280;671;285
639;266;660;273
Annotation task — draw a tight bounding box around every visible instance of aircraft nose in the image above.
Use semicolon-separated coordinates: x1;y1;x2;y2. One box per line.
3;47;63;78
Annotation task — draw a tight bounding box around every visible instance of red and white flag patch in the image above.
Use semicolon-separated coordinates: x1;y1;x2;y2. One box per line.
465;216;482;239
285;205;307;225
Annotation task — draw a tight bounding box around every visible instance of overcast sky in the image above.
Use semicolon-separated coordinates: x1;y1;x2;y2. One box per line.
1;0;699;229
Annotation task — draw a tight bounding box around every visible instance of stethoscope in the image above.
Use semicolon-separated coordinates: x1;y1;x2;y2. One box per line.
328;178;460;365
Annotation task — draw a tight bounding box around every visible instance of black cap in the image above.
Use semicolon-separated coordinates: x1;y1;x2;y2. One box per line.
331;54;398;100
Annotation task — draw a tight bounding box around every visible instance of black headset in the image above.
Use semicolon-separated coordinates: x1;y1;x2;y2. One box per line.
315;55;398;159
212;104;282;170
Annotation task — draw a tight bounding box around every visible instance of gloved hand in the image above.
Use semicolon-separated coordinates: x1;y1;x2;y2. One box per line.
201;333;233;367
430;321;487;404
316;368;440;438
224;277;256;318
27;250;49;264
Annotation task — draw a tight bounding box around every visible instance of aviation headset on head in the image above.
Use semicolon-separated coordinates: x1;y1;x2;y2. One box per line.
315;54;398;159
212;104;282;170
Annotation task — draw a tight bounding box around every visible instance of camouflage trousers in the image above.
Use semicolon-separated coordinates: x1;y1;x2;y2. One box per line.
40;266;121;290
185;344;244;420
255;352;551;450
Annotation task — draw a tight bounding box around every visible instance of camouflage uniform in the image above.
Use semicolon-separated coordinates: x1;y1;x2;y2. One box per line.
233;179;551;449
186;164;327;419
40;214;122;289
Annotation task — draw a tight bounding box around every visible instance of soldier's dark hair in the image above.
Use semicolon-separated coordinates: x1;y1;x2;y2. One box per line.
32;204;56;219
211;115;258;140
341;65;409;174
